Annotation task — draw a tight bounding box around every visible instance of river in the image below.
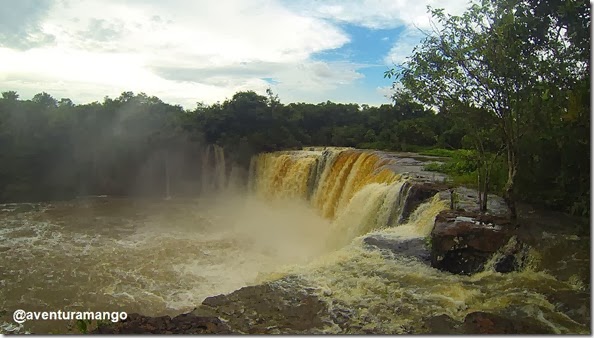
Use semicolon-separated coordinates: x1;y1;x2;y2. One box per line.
0;148;589;334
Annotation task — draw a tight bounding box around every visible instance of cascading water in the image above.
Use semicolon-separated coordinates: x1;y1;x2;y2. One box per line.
0;146;589;334
200;144;213;193
199;144;238;194
243;147;589;334
250;148;416;246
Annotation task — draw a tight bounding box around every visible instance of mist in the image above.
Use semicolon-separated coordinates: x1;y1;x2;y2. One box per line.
0;89;335;265
0;91;218;201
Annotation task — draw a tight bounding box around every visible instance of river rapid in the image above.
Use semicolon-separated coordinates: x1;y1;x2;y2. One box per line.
0;194;589;334
0;195;334;333
0;147;590;334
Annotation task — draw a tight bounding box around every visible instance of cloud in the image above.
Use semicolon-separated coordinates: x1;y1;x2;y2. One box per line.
150;59;366;104
0;0;469;107
274;61;366;91
283;0;469;30
375;85;394;100
1;0;365;106
79;18;125;42
0;0;56;49
152;62;286;83
284;0;469;67
383;29;426;65
42;0;350;64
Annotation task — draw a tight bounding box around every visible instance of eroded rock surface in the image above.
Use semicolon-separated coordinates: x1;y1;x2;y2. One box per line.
399;182;447;223
462;311;554;334
430;210;518;274
422;312;555;334
91;313;233;334
191;277;331;334
363;235;430;264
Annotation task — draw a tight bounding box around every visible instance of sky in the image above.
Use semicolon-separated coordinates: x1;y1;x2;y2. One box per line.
0;0;470;109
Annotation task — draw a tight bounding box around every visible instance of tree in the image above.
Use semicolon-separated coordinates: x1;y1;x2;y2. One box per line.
32;92;57;108
2;91;19;101
386;0;589;220
58;98;75;107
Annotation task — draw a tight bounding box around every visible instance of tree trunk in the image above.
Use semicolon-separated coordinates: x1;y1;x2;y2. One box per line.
481;165;490;212
503;146;518;221
477;167;483;210
449;188;455;210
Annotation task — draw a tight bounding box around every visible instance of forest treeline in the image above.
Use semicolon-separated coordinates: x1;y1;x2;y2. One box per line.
0;86;588;216
0;0;589;217
0;89;452;200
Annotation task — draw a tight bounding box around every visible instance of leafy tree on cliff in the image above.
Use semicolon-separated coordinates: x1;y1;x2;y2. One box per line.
386;0;590;219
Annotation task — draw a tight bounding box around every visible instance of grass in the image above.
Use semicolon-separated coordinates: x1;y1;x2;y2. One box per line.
423;162;444;172
422;147;507;195
418;148;460;158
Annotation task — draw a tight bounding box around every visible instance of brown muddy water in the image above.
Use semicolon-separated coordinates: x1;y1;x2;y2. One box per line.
0;194;589;334
0;195;333;333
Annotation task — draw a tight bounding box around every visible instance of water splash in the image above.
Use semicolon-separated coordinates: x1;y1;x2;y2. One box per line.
1;147;589;334
249;148;415;245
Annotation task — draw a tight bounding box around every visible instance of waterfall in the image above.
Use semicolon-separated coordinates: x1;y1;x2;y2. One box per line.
213;144;226;190
249;148;431;246
251;151;319;200
164;150;171;200
201;145;212;194
199;144;237;195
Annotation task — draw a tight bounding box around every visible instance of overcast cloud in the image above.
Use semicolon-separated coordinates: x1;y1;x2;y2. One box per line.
0;0;470;108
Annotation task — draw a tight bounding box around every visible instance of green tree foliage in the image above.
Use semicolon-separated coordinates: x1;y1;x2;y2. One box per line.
386;0;589;218
0;91;195;201
0;0;589;223
186;90;445;166
0;89;449;202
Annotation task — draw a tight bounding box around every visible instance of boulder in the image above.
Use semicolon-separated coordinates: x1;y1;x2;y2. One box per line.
430;210;516;274
462;311;553;334
399;182;447;223
492;236;529;273
422;311;554;334
422;314;460;334
91;313;233;334
363;235;431;264
192;278;330;334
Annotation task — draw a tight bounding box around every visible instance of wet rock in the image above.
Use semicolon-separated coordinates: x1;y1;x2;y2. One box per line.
91;313;233;334
448;187;509;215
462;311;553;334
546;290;591;325
493;254;517;273
363;235;430;263
493;237;529;273
430;210;516;274
6;203;37;214
399;182;447;222
423;312;555;334
422;314;460;334
192;277;330;334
